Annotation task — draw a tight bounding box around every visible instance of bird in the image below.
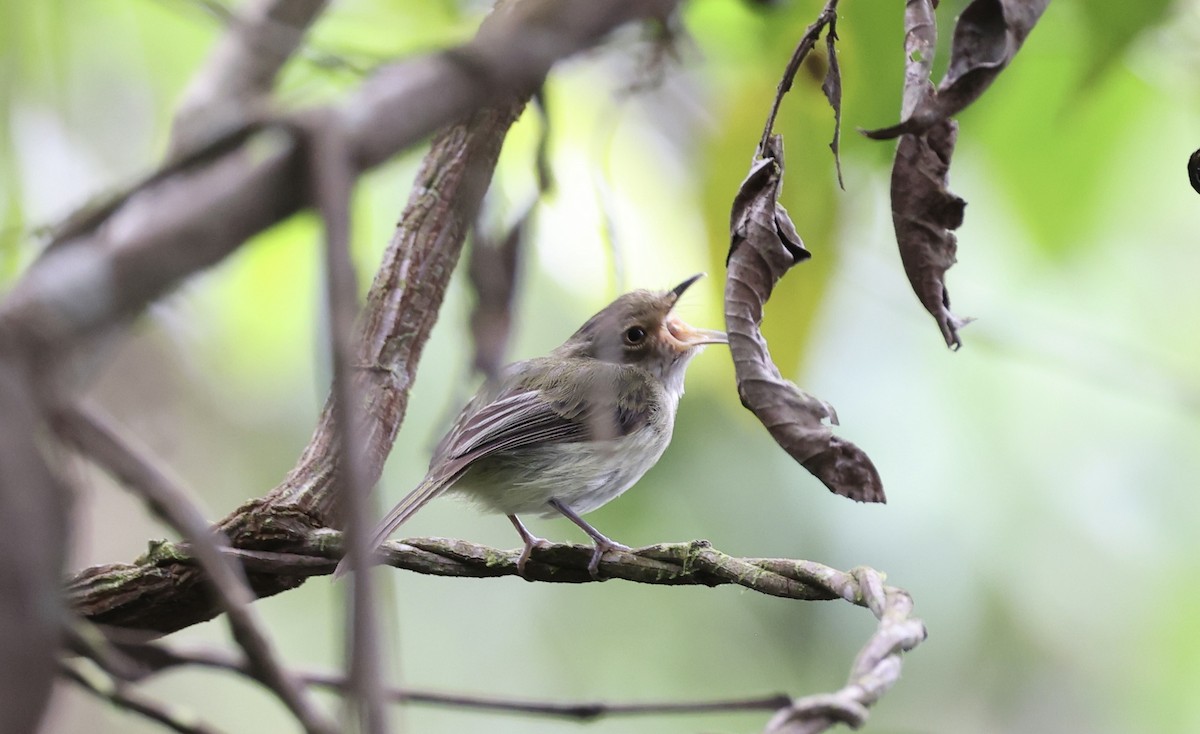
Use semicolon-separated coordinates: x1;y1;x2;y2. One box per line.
335;273;726;579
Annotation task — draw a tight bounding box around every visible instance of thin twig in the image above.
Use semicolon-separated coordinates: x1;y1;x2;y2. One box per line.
62;615;152;683
60;662;225;734
99;639;793;720
53;405;337;734
385;690;791;720
898;0;937;121
299;111;388;734
757;0;841;158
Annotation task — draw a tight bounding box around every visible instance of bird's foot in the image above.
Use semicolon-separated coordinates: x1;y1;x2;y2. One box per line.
517;535;552;578
545;498;633;579
509;514;552;579
587;538;632;579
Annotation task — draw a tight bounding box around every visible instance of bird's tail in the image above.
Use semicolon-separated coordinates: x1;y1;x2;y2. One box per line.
332;474;451;580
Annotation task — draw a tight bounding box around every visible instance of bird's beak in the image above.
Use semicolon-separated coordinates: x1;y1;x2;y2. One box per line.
662;274;727;349
667;273;705;305
666;316;728;347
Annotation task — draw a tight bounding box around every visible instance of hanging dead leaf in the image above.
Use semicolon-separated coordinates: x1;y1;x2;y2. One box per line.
822;22;844;190
863;0;1050;140
892;120;971;349
725;135;884;504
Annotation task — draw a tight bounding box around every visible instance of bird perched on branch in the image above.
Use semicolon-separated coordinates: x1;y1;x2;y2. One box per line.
335;273;726;579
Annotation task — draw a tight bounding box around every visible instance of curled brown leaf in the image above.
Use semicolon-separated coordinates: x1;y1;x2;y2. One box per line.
821;21;844;190
875;0;972;348
725;135;884;504
863;0;1050;140
892;121;970;349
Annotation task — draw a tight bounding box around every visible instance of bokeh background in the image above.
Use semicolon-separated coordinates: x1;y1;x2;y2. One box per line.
4;0;1199;732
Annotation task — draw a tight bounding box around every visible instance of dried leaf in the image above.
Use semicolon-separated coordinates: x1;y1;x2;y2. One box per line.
725;135;884;504
468;214;524;380
876;0;972;348
821;23;844;190
863;0;1050;139
892;120;970;349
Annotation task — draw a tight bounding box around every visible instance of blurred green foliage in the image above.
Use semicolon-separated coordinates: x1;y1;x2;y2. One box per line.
4;1;1200;733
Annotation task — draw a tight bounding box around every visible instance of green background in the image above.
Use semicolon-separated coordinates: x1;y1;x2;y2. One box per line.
4;0;1199;732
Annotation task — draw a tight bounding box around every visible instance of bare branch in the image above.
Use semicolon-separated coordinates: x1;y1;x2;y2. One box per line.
0;0;679;369
170;0;329;153
70;537;925;734
60;661;225;734
765;567;926;733
97;639;792;720
757;0;841;159
53;405;336;734
345;0;678;171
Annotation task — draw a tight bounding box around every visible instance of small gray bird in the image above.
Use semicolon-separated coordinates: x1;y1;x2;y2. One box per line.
337;274;726;578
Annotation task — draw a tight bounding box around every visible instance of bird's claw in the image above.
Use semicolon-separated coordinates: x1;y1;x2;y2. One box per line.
587;539;632;579
517;536;552;578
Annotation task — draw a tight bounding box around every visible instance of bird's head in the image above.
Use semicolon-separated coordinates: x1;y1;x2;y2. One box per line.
557;274;727;392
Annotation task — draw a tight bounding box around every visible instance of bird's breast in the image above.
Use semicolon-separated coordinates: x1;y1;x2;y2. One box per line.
451;418;675;518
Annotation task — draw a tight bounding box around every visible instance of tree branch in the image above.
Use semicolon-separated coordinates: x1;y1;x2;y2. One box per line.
60;661;225;734
94;638;794;721
69;537;926;734
170;0;329;154
0;0;677;365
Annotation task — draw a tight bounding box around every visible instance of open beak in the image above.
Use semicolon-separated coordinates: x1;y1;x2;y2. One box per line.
666;316;728;347
663;273;727;348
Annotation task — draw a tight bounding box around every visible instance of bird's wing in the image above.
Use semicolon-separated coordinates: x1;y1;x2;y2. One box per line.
434;360;655;469
441;388;590;461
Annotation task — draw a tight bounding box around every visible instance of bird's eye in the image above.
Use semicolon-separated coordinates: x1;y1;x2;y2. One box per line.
624;326;647;345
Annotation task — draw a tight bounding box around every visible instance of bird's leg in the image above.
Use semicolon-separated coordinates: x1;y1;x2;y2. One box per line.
507;515;550;577
547;498;631;578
